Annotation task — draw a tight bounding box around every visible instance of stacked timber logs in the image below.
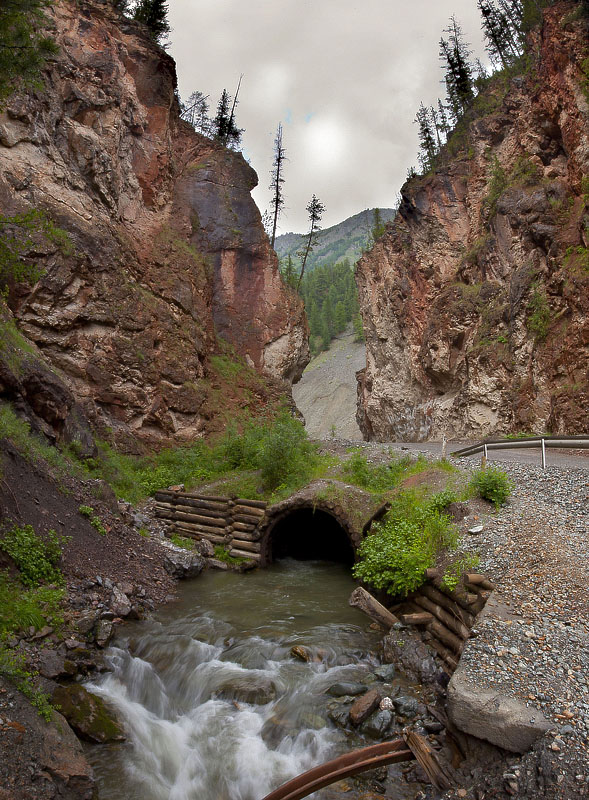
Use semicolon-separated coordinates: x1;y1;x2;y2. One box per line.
398;568;495;672
154;490;267;562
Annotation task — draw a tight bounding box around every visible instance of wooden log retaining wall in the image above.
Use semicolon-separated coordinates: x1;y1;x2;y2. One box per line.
154;490;267;562
395;569;495;674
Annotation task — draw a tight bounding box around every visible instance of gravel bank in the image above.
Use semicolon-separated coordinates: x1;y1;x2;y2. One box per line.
449;461;589;798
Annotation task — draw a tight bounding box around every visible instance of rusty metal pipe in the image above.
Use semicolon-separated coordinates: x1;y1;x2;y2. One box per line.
260;739;414;800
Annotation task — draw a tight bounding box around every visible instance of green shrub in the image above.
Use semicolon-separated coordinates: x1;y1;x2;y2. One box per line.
0;524;66;586
257;411;318;491
469;466;512;508
353;490;457;597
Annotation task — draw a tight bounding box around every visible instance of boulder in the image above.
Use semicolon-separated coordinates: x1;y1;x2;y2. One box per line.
216;675;277;705
373;663;396;682
38;649;77;680
447;671;551;753
110;586;132;617
382;627;438;685
163;549;206;579
95;619;113;648
76;611;100;636
393;695;420;718
41;708;95;799
52;684;126;743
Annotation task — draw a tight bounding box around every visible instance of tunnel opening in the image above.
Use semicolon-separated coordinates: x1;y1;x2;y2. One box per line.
268;508;355;564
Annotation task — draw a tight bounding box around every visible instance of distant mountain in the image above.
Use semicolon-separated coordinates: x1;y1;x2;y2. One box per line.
274;208;396;271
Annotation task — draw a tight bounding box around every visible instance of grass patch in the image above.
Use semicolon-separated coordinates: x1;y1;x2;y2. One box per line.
213;545;248;566
0;402;77;480
169;534;197;550
353;489;458;597
339;451;428;494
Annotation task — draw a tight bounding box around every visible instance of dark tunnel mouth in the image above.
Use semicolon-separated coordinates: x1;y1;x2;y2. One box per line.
267;507;355;565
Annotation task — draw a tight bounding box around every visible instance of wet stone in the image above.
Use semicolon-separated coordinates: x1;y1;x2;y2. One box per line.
361;709;394;739
393;695;420;717
327;682;367;697
349;688;382;726
373;663;396;682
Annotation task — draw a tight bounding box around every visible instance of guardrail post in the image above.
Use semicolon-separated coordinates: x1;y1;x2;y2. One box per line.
541;437;546;470
481;444;488;468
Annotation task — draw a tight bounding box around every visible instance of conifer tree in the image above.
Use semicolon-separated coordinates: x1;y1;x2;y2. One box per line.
181;90;211;135
439;16;474;121
133;0;171;45
0;0;58;106
212;86;243;149
269;123;286;249
296;195;325;290
415;102;438;172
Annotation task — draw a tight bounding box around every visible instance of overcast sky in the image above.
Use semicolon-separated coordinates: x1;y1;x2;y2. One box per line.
168;1;487;233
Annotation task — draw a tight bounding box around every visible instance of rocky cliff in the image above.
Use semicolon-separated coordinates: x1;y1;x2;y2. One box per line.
356;2;589;441
0;0;308;450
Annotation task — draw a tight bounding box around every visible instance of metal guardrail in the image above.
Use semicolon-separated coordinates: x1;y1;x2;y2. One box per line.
451;435;589;469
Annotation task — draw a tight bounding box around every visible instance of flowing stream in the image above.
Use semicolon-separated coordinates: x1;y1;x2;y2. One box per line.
86;560;411;800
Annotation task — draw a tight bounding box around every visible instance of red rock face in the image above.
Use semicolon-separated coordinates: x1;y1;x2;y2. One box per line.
356;4;589;441
0;0;308;448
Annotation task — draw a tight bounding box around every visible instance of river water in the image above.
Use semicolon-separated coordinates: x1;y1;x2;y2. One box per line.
86;559;400;800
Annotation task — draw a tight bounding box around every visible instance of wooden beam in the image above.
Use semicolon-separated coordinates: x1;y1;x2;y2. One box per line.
349;587;399;630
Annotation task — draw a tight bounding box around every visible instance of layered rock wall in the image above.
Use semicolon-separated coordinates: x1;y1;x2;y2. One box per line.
0;0;308;448
356;3;589;441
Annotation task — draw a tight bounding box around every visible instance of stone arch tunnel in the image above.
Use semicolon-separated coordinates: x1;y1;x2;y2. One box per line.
258;481;388;567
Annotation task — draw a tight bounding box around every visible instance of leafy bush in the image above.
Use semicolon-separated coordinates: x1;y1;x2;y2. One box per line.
353;490;457;597
0;524;66;586
469;466;512;508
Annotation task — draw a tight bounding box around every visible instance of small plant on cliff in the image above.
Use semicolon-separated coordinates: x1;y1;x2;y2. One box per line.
526;284;551;341
353;490;457;597
469;465;512;508
78;506;107;536
0;209;72;294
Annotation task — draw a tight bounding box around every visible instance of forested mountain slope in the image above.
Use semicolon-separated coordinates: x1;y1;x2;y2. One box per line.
275;207;395;271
